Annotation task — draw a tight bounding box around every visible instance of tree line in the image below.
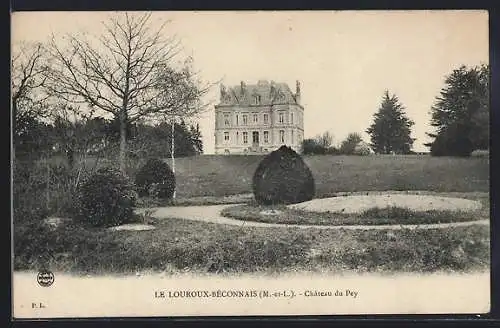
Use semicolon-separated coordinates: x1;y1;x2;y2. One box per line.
12;12;213;171
302;64;489;157
14;110;203;166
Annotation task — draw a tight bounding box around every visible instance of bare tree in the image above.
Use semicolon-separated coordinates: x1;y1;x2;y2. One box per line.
44;12;213;171
11;41;50;159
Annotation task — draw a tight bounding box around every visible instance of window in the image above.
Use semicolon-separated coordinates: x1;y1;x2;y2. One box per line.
254;95;261;105
252;131;259;144
224;113;230;126
236;132;239;144
236;114;239;126
291;130;295;143
243;132;248;144
263;131;269;143
224;132;230;143
242;114;248;125
253;113;258;123
279;112;284;124
290;112;294;124
263;114;269;124
279;130;285;143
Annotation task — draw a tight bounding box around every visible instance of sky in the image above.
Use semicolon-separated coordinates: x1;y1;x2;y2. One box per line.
12;10;489;153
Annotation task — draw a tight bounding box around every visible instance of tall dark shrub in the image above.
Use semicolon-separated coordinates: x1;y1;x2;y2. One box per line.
135;158;176;199
252;146;315;205
74;167;137;227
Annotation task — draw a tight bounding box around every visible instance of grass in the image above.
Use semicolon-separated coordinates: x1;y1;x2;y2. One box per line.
220;192;489;226
221;205;483;226
52;154;489;198
14;216;490;275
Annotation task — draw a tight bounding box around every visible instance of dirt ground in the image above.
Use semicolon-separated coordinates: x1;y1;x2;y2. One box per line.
288;194;482;214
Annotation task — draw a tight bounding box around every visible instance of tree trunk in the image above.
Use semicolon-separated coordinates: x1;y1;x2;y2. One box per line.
66;147;75;169
119;110;127;172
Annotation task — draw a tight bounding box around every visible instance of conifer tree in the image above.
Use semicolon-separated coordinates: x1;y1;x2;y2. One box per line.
366;91;415;154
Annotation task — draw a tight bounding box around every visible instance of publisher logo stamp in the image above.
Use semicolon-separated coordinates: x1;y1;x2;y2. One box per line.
37;270;54;287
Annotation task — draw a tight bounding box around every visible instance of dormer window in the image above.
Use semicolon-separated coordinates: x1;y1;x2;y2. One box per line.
254;95;261;105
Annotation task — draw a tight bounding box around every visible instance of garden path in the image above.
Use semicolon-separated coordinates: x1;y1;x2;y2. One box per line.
141;204;489;230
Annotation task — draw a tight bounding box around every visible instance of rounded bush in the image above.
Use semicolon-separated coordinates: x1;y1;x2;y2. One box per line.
135;158;176;199
252;146;315;205
353;142;371;156
74;167;137;227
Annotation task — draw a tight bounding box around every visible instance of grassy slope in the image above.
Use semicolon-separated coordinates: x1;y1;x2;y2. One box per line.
58;154;489;198
167;154;490;197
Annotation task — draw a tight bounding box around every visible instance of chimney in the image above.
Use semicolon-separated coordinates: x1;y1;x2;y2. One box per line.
295;80;301;104
220;83;226;101
240;81;246;94
270;80;276;96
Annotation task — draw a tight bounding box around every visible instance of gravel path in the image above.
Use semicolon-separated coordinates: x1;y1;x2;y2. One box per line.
289;194;483;214
144;204;489;230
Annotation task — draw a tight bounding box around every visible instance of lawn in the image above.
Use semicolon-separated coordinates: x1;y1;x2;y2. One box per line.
169;154;489;197
221;205;485;226
61;154;489;198
14;216;490;275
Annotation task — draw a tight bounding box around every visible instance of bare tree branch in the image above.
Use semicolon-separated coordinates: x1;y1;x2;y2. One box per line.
12;41;50;118
43;12;215;170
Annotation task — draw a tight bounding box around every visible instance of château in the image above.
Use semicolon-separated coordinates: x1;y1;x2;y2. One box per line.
214;80;304;154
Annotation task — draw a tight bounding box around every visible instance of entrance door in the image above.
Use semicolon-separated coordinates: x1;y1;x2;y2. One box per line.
252;131;259;146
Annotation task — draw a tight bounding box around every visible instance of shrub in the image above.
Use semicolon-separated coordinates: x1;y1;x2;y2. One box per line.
471;149;489;158
148;182;176;200
339;132;363;155
353;142;372;156
74;167;137;227
135;158;176;199
252;146;315;205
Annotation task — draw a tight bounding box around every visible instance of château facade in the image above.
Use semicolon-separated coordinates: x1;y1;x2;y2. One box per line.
214;80;304;155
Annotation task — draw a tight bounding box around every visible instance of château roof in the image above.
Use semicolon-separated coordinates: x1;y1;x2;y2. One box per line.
218;80;301;106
